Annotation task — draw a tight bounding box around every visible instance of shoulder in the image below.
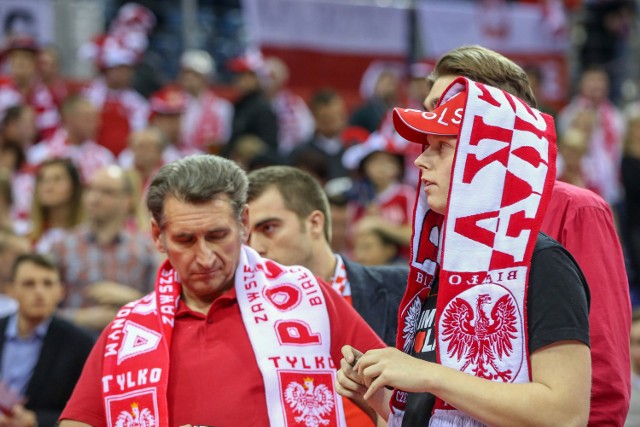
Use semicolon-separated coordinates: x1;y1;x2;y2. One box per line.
49;317;96;348
550;181;611;213
344;258;408;290
532;233;582;270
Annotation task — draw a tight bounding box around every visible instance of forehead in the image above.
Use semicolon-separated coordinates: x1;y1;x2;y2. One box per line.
249;186;291;216
424;75;458;111
162;195;236;231
90;169;123;187
14;261;59;281
39;163;67;178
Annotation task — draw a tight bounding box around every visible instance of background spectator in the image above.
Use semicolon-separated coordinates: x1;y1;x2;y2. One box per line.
53;165;157;332
264;56;315;156
623;112;640;300
0;253;94;426
28;95;115;183
28;159;83;253
558;66;625;205
225;50;279;155
289;88;350;183
178;49;232;154
0;36;60;141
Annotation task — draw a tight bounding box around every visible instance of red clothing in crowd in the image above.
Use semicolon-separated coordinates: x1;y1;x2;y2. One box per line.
180;90;233;152
60;280;385;426
541;180;631;426
27;128;115;183
83;77;149;156
0;76;60;140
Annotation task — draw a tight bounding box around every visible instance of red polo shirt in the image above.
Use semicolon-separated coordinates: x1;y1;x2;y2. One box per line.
60;280;385;426
542;181;631;426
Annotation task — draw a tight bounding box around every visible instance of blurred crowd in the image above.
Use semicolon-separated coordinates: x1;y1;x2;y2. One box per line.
0;2;639;304
0;0;639;423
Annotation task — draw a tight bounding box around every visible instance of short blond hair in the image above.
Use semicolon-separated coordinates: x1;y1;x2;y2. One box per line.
430;45;537;108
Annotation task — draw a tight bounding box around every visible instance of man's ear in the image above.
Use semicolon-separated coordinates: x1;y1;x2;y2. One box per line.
151;219;166;253
308;210;326;239
240;205;250;244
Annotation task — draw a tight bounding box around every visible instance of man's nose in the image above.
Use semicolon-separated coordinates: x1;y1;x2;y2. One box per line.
414;150;433;169
195;240;215;266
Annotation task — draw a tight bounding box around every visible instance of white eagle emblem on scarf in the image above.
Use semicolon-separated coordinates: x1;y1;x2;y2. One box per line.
284;376;335;426
115;402;155;427
441;293;518;381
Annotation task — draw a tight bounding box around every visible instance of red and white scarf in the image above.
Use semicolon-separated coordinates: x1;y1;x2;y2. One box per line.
101;245;346;426
389;78;557;425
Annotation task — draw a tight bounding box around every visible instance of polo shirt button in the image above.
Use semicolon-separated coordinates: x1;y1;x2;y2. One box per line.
207;318;214;324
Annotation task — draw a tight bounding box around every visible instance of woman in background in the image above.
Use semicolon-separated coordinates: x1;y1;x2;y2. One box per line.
29;158;83;253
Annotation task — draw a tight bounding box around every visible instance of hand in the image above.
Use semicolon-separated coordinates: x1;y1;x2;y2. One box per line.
0;405;37;427
335;345;368;400
87;281;143;306
354;347;432;400
355;215;384;235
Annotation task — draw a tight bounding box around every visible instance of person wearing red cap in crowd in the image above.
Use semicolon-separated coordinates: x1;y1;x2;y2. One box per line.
178;49;232;154
119;86;202;169
225;50;279;156
81;35;150;157
0;36;61;141
337;78;591;426
27;95;115;184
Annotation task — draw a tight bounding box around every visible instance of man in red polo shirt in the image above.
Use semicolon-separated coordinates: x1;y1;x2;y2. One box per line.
59;155;384;427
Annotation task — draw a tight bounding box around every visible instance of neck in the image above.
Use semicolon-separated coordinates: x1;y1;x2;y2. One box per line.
188;86;204;98
15;76;35;95
90;219;124;244
374;180;393;194
66;130;83;146
16;313;45;338
309;242;339;283
47;205;73;228
181;283;232;315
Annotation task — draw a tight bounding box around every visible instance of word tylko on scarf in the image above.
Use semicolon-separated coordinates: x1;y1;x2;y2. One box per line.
388;77;557;427
100;246;346;427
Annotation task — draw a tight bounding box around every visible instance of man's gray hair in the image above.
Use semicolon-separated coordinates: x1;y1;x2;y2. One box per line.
147;155;248;228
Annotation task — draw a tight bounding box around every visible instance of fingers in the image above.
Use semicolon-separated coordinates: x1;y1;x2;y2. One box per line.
335;370;367;399
341;345;363;366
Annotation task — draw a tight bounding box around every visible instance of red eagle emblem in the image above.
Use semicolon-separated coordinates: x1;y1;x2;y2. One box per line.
441;293;518;381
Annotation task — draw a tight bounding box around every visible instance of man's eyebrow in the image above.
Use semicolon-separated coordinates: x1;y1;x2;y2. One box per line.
254;217;280;228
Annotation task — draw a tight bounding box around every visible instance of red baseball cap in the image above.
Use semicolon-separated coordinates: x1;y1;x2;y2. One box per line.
393;91;466;144
149;86;187;115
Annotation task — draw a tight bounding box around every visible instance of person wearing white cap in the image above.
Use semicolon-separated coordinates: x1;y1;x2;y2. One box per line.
178;49;232;153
